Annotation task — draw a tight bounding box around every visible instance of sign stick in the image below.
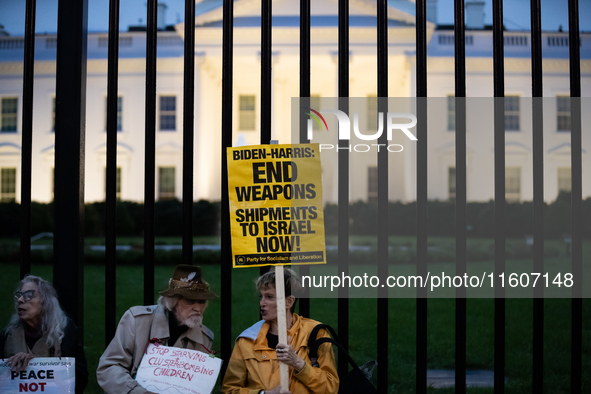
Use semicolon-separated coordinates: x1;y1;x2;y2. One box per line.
274;264;289;391
269;139;289;391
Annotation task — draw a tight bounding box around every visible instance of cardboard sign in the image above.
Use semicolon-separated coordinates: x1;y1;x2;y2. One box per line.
135;344;222;394
0;358;75;393
227;143;326;268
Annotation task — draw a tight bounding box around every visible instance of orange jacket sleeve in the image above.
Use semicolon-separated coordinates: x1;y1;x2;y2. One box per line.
293;334;339;394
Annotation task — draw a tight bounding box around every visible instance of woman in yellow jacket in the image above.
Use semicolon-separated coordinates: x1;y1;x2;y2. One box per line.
222;268;339;394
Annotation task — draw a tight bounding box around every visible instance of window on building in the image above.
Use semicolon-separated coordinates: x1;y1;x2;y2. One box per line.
1;168;16;202
367;94;378;131
556;96;571;132
505;167;521;202
505;96;520;131
52;97;56;132
239;95;256;130
557;167;571;193
447;95;455;131
1;97;17;132
448;167;456;199
105;96;123;132
105;167;122;200
158;167;175;200
160;96;176;131
310;95;320;110
367;166;378;203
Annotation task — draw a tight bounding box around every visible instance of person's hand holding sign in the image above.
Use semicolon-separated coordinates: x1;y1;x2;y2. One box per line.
6;352;35;372
276;341;306;373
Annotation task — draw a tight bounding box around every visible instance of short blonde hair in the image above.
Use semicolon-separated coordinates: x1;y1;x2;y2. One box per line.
255;268;302;313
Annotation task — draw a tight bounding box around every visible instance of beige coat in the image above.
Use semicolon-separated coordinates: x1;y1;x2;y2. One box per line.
3;325;62;357
97;304;214;394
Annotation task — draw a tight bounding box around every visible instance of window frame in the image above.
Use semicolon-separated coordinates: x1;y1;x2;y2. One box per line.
52;96;56;133
105;96;123;132
367;166;378;203
0;167;17;202
504;95;521;132
159;95;177;132
447;95;455;131
158;166;176;200
104;166;122;200
557;167;572;193
556;95;571;133
238;94;256;131
1;97;18;133
505;166;521;202
367;94;378;132
448;166;456;200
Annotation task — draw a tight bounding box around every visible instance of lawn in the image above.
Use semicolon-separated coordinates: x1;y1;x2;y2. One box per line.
1;259;590;393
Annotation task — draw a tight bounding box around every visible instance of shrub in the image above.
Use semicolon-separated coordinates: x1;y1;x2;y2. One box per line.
0;196;589;240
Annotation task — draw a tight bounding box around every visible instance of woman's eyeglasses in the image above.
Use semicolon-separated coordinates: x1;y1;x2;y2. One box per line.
14;290;36;302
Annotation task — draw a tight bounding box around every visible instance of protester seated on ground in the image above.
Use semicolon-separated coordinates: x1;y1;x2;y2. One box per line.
222;268;339;394
0;274;88;394
97;264;216;394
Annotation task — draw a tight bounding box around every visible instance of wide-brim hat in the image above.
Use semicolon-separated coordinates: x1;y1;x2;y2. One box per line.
159;265;217;300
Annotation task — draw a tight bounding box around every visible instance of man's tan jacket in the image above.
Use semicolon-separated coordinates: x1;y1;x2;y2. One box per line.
97;304;214;394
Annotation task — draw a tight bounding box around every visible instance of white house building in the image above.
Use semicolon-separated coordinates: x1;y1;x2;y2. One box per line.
0;0;589;204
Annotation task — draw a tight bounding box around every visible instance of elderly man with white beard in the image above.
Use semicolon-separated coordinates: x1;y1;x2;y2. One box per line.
97;265;216;394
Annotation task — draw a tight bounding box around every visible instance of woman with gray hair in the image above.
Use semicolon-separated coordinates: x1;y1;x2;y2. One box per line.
0;274;88;393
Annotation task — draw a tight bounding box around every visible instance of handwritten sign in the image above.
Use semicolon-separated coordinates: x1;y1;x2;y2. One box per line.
135;344;222;394
0;358;75;393
227;143;327;267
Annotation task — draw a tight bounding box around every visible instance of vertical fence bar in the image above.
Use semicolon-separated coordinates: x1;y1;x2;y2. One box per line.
182;0;196;266
337;0;350;378
53;0;88;326
260;0;272;146
105;0;120;344
492;0;506;392
220;0;234;378
299;0;310;144
415;0;428;392
567;1;582;392
376;0;389;391
19;0;36;279
298;0;311;318
530;0;544;391
144;0;157;306
258;0;272;280
454;0;467;392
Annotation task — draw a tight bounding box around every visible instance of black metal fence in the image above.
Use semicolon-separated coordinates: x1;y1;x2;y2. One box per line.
14;0;584;393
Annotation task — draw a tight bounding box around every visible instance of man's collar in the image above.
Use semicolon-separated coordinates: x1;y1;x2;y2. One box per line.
150;305;170;340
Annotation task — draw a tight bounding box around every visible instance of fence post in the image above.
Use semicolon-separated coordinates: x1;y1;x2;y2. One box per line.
53;0;88;328
19;0;36;279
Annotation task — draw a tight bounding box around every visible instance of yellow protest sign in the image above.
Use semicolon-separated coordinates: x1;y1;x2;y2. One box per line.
227;143;326;268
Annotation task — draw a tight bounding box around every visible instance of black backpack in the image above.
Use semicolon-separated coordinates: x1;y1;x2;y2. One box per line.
307;324;378;394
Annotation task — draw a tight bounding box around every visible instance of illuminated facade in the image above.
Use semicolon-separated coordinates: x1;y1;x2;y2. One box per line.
0;0;589;204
